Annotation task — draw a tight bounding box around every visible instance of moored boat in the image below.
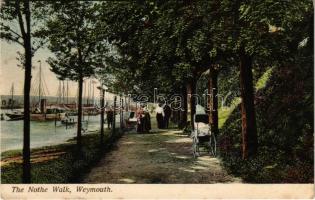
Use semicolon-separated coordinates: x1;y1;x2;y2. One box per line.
5;108;66;121
5;112;24;121
30;105;66;121
61;118;77;125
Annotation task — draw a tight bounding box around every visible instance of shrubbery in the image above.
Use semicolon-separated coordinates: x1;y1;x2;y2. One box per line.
218;62;313;183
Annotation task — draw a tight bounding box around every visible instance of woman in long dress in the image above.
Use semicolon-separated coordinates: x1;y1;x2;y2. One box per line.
155;103;165;129
143;108;151;132
136;107;144;133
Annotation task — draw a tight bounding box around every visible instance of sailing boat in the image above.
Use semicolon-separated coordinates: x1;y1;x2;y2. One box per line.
6;61;66;121
1;83;19;109
57;79;77;116
5;83;24;121
30;61;66;121
83;79;99;116
5;111;24;121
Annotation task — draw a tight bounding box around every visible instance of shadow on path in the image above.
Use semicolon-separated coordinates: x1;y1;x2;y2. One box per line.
82;129;242;183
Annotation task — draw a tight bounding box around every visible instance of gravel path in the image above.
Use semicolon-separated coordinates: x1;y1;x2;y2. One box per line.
83;129;242;183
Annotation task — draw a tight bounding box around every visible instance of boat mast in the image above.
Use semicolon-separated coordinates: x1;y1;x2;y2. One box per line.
76;83;78;109
62;80;65;104
87;79;90;106
38;60;42;103
57;80;61;104
89;79;92;105
92;80;95;106
10;83;14;110
66;80;69;104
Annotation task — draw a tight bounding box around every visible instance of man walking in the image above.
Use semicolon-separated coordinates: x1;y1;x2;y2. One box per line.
106;107;114;129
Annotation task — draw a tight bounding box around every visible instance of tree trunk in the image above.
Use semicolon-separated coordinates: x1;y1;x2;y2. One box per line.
112;96;116;135
120;96;123;130
100;89;105;144
189;80;196;130
209;67;219;138
77;76;83;148
176;109;180;127
308;12;313;52
239;47;258;159
180;85;187;128
207;74;212;121
22;0;32;183
187;82;192;126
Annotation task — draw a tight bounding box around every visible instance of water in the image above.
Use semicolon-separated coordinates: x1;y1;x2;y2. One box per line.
1;110;122;153
0;95;115;108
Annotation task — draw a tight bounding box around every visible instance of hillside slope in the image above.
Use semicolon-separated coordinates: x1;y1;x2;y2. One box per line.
218;62;313;183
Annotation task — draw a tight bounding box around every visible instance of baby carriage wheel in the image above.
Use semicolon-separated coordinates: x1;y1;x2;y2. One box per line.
192;136;199;158
209;133;217;156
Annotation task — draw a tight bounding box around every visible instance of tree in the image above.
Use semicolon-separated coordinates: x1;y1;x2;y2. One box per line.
216;0;313;159
42;1;107;148
0;0;47;183
100;1;196;124
98;86;105;145
99;1;221;131
160;0;225;133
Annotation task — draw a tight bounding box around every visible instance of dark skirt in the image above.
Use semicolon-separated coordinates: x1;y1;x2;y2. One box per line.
144;113;151;132
164;116;170;128
137;117;145;133
156;113;163;129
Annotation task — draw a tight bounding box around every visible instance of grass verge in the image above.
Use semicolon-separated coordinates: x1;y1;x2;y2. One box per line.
1;129;123;183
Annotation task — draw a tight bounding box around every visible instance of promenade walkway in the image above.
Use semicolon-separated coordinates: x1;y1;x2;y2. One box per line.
83;127;241;183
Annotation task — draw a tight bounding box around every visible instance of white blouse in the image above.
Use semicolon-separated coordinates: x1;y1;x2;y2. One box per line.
155;106;165;116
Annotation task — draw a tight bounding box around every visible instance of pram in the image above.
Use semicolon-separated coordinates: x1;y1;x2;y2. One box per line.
125;111;137;130
191;113;216;158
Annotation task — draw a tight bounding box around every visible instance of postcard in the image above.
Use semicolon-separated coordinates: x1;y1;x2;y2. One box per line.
0;0;314;199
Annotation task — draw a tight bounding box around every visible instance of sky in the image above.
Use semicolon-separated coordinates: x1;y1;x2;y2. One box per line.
0;41;111;99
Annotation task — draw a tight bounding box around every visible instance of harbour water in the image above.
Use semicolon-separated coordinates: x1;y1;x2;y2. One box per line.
1;110;122;153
